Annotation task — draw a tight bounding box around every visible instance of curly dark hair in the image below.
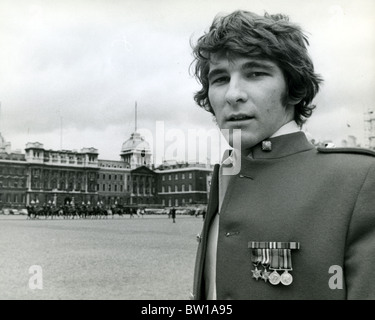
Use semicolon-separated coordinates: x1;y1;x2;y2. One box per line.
191;10;323;126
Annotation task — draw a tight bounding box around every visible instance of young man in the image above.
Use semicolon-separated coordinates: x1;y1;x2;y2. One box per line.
191;10;375;300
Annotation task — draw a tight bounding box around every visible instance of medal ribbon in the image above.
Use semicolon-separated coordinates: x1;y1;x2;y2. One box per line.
287;249;293;270
261;249;270;267
248;241;300;250
270;249;279;270
251;249;262;266
277;249;292;270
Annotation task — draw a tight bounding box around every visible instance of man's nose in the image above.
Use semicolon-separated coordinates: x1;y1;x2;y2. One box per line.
225;78;248;105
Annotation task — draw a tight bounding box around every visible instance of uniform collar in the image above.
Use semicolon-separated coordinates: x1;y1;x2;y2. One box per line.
221;122;312;165
270;121;301;138
246;131;315;160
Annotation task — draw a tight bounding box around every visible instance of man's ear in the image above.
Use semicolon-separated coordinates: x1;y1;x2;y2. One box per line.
283;83;303;107
286;94;303;106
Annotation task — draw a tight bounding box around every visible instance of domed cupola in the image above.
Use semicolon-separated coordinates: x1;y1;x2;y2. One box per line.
120;132;152;169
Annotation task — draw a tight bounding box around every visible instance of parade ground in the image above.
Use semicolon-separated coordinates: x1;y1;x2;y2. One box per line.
0;215;203;300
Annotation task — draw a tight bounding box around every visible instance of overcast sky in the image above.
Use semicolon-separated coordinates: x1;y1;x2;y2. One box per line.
0;0;374;164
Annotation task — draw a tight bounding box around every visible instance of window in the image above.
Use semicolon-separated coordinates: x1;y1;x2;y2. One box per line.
103;184;105;191
175;185;178;192
162;199;165;206
162;175;165;181
182;184;185;192
189;173;192;179
168;175;171;181
182;173;185;179
189;184;192;191
175;174;178;180
162;186;165;193
175;199;178;206
168;186;171;193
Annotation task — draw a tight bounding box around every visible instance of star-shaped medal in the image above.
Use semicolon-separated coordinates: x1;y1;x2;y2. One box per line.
251;267;262;280
262;269;270;282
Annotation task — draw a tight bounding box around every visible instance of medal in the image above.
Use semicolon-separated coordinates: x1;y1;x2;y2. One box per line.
280;249;293;286
251;267;262;280
251;249;262;280
280;271;293;286
262;269;270;282
269;248;281;285
248;242;300;286
269;270;281;285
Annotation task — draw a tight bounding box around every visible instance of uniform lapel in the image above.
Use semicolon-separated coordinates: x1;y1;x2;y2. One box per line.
192;163;220;299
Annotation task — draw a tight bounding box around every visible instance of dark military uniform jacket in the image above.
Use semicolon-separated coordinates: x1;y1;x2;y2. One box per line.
192;132;375;300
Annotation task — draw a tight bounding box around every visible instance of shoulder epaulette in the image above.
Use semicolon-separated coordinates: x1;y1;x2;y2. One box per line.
317;147;375;157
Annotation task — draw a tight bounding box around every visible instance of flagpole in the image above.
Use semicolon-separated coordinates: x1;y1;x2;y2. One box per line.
60;116;63;150
135;101;141;166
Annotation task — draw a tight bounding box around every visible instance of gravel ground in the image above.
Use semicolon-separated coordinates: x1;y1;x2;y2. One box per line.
0;215;204;300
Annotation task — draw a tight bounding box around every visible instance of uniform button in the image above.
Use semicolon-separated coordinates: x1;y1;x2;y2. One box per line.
225;231;240;237
196;234;201;243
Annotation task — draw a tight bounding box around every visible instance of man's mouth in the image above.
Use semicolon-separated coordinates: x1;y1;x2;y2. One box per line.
227;114;254;122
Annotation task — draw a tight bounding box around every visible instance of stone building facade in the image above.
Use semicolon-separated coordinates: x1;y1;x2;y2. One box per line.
24;142;100;206
0;152;28;209
0;131;213;210
155;161;213;207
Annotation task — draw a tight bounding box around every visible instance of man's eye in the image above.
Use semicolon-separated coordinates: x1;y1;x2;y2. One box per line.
247;72;267;78
211;76;229;84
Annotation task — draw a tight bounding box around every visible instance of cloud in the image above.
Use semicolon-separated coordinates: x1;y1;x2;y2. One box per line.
0;0;374;159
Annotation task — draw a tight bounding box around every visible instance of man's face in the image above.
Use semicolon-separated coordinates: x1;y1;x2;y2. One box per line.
207;53;295;153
